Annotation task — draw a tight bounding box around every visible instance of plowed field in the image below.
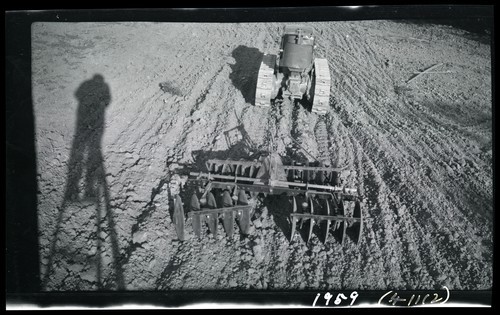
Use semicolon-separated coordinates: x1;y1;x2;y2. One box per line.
33;21;492;291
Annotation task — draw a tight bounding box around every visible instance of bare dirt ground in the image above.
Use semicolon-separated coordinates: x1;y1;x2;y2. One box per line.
33;21;492;291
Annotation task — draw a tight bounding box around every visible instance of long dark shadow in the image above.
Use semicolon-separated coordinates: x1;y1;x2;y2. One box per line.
41;74;124;290
229;45;263;105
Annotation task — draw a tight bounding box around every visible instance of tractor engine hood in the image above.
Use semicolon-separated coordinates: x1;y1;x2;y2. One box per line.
279;35;314;71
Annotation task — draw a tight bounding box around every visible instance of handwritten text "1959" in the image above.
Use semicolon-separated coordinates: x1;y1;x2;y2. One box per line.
312;291;358;307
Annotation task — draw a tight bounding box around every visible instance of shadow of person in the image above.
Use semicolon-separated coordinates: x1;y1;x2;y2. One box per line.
42;74;125;290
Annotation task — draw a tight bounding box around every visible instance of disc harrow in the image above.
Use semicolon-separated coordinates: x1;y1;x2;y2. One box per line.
173;153;363;244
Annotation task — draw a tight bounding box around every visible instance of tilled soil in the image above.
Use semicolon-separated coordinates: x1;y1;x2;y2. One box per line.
33;21;492;291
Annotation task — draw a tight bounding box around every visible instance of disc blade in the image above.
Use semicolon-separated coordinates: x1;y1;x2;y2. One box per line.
298;195;305;229
317;171;325;185
173;195;185;241
207;191;217;208
206;192;218;236
239;208;251;235
222;190;233;207
307;196;314;243
222;191;234;237
290;216;297;242
323;198;331;244
223;211;235;237
324;219;331;244
237;189;248;205
353;200;363;244
307;219;314;243
331;171;340;186
338;200;346;244
190;193;201;238
190;193;200;210
289;196;297;242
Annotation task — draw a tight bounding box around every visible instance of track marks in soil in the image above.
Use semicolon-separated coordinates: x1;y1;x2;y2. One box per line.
317;21;492;289
336;99;492;289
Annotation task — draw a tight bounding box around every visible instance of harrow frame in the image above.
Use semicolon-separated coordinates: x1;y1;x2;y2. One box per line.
173;156;363;245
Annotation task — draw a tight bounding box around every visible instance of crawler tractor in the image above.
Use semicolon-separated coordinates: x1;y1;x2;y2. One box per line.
172;152;363;244
255;25;331;114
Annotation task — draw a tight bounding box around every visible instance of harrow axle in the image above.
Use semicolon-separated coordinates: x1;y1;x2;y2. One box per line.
290;213;362;223
188;205;253;217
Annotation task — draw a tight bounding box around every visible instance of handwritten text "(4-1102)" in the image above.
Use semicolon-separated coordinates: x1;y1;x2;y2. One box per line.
378;286;450;306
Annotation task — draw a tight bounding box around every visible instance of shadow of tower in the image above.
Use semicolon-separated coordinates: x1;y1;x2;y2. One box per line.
65;74;110;201
41;74;125;290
